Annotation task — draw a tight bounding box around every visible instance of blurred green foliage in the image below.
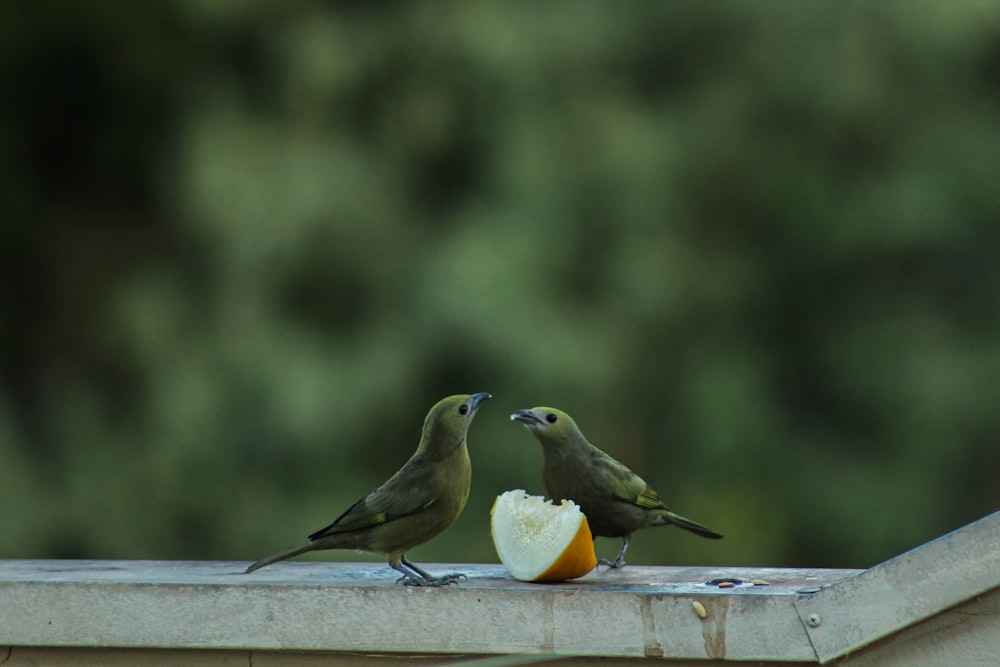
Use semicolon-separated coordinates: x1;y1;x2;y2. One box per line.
1;1;998;570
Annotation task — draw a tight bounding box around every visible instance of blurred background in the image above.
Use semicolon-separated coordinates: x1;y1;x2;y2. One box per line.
2;1;998;571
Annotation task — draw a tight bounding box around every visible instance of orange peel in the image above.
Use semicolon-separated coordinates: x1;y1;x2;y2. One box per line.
490;490;597;582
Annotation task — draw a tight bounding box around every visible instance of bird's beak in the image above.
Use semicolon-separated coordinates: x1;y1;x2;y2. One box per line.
510;409;540;426
470;393;492;411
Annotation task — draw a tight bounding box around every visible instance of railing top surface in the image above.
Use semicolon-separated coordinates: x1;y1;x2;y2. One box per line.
0;557;856;592
2;511;996;663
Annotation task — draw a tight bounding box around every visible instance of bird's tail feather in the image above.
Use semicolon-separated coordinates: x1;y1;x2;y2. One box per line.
244;540;316;573
657;511;724;539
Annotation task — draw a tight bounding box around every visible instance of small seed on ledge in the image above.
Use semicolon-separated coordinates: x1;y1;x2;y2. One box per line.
717;581;735;588
705;577;745;587
692;601;708;619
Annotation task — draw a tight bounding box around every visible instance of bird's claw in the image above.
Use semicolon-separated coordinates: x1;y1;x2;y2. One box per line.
396;572;466;587
430;572;467;586
599;557;626;569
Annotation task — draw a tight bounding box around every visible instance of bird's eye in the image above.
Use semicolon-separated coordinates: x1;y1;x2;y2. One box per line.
545;413;557;424
459;404;469;415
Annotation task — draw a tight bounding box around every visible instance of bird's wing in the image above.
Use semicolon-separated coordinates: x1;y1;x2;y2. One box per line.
308;467;437;540
593;453;667;510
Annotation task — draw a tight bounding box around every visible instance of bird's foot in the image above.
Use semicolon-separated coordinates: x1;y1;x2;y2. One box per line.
396;572;466;587
599;537;630;569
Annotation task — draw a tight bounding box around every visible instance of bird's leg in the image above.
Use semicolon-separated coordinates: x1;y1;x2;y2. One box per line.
391;561;425;586
394;557;466;587
599;537;630;568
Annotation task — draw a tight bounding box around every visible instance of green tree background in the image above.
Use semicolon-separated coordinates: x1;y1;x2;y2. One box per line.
2;1;998;570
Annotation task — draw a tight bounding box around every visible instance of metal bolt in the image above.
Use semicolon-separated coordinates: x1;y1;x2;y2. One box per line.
807;613;822;628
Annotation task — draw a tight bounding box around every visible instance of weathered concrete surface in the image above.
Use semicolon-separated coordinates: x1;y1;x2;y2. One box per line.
844;590;1000;667
795;509;1000;663
0;560;849;662
2;552;997;665
0;646;814;666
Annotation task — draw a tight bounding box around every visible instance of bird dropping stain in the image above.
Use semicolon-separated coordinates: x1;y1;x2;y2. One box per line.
541;592;555;651
701;597;729;659
639;596;664;658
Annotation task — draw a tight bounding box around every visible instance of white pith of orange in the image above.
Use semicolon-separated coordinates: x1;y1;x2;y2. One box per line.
490;490;597;582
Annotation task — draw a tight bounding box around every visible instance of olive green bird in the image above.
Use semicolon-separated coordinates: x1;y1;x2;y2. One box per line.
245;392;491;586
511;407;723;568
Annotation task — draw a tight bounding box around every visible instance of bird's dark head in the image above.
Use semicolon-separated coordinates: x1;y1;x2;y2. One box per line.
510;407;580;441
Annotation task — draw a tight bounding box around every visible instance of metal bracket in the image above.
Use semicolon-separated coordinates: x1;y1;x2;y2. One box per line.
794;510;1000;663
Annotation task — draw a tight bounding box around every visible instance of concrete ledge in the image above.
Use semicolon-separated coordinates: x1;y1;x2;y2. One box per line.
0;559;853;663
5;512;999;667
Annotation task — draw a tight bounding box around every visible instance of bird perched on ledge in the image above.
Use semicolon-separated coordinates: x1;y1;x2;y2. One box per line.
245;392;491;586
511;406;723;568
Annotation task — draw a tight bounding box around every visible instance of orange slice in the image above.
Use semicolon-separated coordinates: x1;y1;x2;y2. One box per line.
490;489;597;582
